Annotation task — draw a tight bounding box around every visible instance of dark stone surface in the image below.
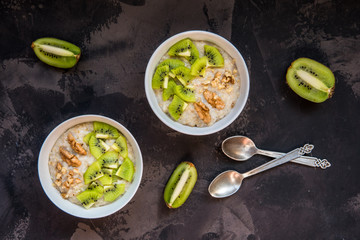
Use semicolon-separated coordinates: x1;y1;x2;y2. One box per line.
1;0;360;239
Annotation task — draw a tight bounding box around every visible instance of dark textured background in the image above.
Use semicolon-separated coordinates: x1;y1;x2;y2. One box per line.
1;0;360;239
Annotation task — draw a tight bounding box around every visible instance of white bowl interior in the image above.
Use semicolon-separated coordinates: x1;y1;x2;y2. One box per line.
38;115;143;219
145;30;250;135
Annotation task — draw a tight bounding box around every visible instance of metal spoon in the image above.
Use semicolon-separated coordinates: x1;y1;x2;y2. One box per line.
209;144;314;198
222;136;331;169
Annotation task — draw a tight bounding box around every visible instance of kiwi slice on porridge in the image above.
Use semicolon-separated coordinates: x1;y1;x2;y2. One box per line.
168;38;199;64
94;122;120;139
169;66;193;86
98;151;119;169
204;45;224;67
168;95;188;121
111;135;128;158
87;182;104;194
174;85;196;103
84;161;104;184
104;183;126;202
115;157;135;182
163;79;177;101
89;135;110;159
83;131;95;145
152;65;170;89
191;57;208;77
98;168;113;185
157;59;185;70
76;190;102;209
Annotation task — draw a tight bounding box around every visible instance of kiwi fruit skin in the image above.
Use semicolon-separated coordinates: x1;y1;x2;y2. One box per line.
204;45;224;67
104;183;126;202
168;95;188;121
94;122;120;139
286;58;335;103
83;161;104;185
31;37;81;69
164;162;197;209
152;65;170;89
191;57;208;77
174;85;196;103
115;157;135;182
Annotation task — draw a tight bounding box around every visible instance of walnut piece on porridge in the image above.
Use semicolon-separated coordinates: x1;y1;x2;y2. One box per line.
222;70;235;84
59;147;82;167
194;101;211;124
67;133;87;155
203;90;225;110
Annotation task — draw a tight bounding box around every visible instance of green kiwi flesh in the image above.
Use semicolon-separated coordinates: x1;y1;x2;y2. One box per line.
164;161;197;209
168;38;199;64
83;131;95;145
98;168;113;185
152;65;169;89
115;157;135;182
111;135;128;158
104;183;126;202
89;135;109;159
286;58;335;103
97;151;119;169
31;37;81;68
157;59;185;70
76;190;102;209
87;182;104;194
168;95;188;121
170;66;193;86
163;79;177;101
204;45;224;67
94;122;120;139
191;57;208;77
174;85;196;102
83;161;104;184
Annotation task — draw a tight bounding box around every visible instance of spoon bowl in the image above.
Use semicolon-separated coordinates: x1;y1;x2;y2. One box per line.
208;170;243;198
222;136;258;161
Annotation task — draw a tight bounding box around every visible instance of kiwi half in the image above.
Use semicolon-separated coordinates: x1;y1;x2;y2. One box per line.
94;122;120;139
204;45;224;67
191;57;208;77
31;38;81;68
174;85;196;103
104;183;126;202
286;58;335;103
168;95;188;121
164;162;197;209
83;161;104;184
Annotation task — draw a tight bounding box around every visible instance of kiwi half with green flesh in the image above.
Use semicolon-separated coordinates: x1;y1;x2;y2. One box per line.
157;59;185;70
98;168;113;185
163;80;177;101
152;65;170;89
89;135;110;159
168;95;188;121
286;58;335;103
115;157;135;182
111;135;128;158
76;190;102;209
97;151;119;169
168;38;199;64
169;66;193;86
31;38;81;69
83;161;104;184
104;183;126;202
164;162;197;209
87;182;104;194
83;131;95;145
191;57;208;77
94;122;120;139
204;45;224;67
174;85;196;102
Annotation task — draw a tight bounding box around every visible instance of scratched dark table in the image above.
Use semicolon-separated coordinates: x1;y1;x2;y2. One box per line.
1;0;360;239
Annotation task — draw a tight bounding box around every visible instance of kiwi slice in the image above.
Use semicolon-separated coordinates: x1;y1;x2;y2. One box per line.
98;151;119;169
89;135;110;159
157;59;185;70
83;131;95;145
111;135;128;158
174;85;196;103
104;183;126;202
163;80;177;101
76;190;102;209
191;57;208;77
152;65;170;89
94;122;120;139
286;58;335;103
115;157;135;182
204;45;224;67
87;182;104;194
169;66;193;86
98;168;113;185
168;95;188;121
167;38;199;64
83;161;104;185
112;169;121;182
164;162;197;208
31;38;81;69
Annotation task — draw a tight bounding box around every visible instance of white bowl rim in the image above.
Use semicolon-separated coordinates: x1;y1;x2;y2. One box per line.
38;114;143;219
145;30;250;136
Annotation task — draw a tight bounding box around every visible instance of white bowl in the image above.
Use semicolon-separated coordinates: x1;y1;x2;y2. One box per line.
38;115;143;219
145;30;250;135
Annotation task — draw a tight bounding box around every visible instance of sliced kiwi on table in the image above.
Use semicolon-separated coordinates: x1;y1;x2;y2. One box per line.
111;135;128;158
163;79;177;101
97;151;119;169
76;190;102;209
31;37;81;69
191;57;208;77
104;183;126;202
98;168;113;185
87;182;104;194
168;95;188;121
152;65;170;89
83;131;95;145
164;162;197;208
286;58;335;103
169;66;193;86
167;38;199;64
204;45;224;67
115;157;135;182
94;122;120;139
89;135;110;159
83;161;104;185
157;59;185;70
174;85;196;102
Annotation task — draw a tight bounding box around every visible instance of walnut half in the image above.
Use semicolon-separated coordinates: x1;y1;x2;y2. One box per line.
67;133;87;155
203;90;225;110
59;147;81;167
194;102;211;124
